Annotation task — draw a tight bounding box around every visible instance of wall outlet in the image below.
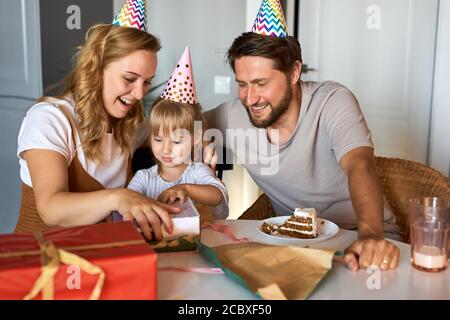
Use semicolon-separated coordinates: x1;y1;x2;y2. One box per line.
214;76;231;94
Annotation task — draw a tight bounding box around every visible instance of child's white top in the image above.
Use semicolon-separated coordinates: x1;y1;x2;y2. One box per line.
128;163;229;219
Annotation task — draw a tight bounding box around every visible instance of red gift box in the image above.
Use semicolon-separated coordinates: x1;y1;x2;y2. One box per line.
0;222;157;300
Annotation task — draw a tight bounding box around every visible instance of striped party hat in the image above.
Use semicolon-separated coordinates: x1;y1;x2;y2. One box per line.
161;47;198;104
251;0;288;37
112;0;147;32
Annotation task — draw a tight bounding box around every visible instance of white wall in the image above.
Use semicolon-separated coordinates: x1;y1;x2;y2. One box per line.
114;0;244;110
429;0;450;178
246;0;261;30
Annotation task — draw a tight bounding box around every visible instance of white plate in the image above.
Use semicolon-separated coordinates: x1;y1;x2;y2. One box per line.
257;216;339;244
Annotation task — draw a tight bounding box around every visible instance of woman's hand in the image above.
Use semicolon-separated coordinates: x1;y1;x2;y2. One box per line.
158;185;189;206
115;189;180;241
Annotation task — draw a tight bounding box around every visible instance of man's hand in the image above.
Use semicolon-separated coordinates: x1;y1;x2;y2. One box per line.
339;147;400;271
202;141;217;172
158;185;189;206
343;236;400;271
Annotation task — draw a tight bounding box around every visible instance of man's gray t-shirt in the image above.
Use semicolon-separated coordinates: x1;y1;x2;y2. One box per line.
206;81;395;228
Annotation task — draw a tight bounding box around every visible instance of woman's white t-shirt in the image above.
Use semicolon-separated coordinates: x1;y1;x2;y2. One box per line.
17;97;148;189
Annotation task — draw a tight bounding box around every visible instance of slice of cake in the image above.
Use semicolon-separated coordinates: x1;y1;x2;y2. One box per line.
278;208;318;239
261;208;318;239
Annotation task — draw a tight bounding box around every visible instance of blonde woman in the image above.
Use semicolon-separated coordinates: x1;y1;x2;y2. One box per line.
15;23;179;240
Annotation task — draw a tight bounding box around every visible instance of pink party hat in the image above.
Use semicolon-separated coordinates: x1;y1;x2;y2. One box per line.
161;47;198;104
112;0;147;32
251;0;288;37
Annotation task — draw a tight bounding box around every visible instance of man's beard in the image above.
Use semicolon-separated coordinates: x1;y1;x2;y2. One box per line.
243;85;292;128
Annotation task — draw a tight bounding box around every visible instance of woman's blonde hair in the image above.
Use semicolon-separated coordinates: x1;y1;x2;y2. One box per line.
38;24;161;163
149;98;205;162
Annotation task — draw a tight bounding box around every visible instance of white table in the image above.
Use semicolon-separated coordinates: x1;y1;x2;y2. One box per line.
157;219;450;300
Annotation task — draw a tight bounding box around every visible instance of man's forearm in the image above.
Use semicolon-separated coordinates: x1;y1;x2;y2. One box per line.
347;165;384;239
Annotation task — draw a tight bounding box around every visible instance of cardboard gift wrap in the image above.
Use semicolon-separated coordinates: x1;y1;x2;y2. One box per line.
0;222;157;300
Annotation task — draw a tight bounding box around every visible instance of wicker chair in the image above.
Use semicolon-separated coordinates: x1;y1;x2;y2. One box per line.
238;193;276;220
238;156;450;243
374;156;450;242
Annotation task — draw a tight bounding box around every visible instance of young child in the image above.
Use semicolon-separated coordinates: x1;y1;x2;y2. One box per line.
127;47;229;220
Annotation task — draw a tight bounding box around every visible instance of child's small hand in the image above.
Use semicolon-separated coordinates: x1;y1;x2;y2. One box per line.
158;185;189;206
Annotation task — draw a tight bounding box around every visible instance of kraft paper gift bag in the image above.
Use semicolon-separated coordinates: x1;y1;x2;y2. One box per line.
199;241;335;300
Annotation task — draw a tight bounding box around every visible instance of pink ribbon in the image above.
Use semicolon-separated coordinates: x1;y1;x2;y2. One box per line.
332;256;346;265
201;222;249;243
158;222;248;275
158;267;224;274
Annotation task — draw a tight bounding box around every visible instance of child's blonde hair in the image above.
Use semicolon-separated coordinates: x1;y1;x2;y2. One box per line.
149;98;205;138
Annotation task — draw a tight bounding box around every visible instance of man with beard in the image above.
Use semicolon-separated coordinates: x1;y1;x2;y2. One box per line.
205;30;400;271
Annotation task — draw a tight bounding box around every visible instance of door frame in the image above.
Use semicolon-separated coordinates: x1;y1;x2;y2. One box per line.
290;0;447;172
429;0;450;178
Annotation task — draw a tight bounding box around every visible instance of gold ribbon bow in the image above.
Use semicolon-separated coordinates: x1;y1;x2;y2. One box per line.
23;231;105;300
0;231;146;300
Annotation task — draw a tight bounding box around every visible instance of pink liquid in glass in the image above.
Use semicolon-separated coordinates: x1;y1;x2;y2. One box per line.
412;245;448;272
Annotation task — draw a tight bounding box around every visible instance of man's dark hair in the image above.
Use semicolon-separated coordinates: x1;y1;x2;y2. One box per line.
226;32;302;74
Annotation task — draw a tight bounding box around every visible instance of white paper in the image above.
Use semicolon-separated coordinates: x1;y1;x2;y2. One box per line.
162;197;200;240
